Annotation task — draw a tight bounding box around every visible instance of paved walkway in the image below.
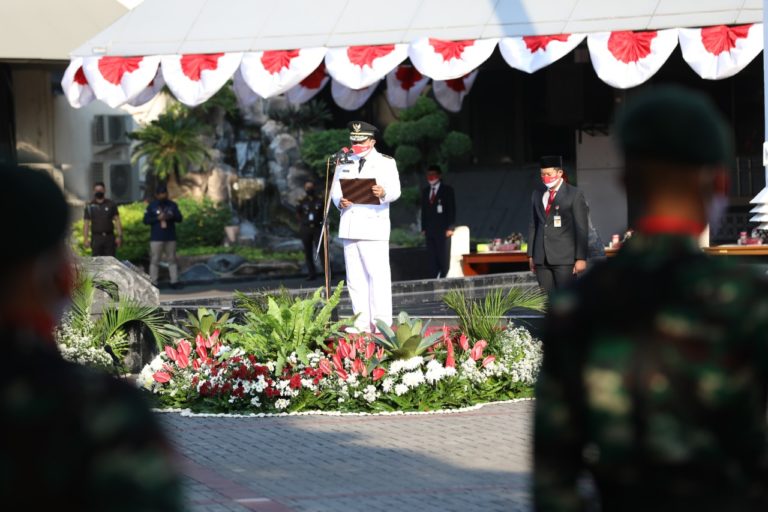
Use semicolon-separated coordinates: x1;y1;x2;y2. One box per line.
160;401;534;512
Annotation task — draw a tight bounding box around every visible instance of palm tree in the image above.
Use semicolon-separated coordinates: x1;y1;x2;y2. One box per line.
129;108;211;195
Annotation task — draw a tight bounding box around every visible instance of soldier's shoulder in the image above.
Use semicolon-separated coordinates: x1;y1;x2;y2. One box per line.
379;152;394;160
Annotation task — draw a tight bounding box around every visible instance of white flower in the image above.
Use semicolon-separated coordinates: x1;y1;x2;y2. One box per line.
362;385;378;403
382;377;394;393
250;397;261;407
389;356;423;375
394;383;409;396
401;370;425;388
274;398;290;410
425;360;450;384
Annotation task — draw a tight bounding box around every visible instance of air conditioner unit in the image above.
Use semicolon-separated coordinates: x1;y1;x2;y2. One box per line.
91;161;139;202
93;115;132;145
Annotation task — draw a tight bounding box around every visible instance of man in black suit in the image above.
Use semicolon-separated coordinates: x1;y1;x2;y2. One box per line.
527;156;588;293
421;164;456;278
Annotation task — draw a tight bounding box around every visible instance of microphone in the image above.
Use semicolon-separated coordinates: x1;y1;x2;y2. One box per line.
331;147;353;164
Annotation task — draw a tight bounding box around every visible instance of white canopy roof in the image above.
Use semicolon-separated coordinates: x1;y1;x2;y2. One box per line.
71;0;762;57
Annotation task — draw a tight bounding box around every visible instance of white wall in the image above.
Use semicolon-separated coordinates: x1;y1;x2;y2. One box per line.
576;130;627;242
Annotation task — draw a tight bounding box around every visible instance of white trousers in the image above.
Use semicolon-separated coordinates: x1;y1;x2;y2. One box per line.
342;239;392;332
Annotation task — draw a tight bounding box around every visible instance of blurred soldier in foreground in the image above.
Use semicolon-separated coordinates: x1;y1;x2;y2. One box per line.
534;86;768;511
0;164;182;511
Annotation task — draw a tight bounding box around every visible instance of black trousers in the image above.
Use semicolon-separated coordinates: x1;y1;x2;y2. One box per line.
425;233;449;278
535;262;574;294
300;227;322;278
91;233;116;257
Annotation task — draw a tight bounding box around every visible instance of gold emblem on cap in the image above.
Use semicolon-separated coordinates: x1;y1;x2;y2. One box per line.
352;123;362;133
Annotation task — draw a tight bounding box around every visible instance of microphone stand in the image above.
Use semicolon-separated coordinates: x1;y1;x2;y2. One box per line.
316;153;348;299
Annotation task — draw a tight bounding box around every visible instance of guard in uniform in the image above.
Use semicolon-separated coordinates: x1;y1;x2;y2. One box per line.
83;181;122;256
534;87;768;511
297;180;324;280
331;121;401;332
421;164;456;278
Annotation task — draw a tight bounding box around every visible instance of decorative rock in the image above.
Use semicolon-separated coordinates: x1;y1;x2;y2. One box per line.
179;263;218;283
207;254;246;274
79;256;159;306
261;119;286;144
269;134;299;168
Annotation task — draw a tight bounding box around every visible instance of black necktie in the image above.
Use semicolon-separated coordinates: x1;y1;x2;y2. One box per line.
358;158;366;173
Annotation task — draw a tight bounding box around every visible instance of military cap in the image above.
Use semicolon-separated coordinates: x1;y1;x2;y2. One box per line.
616;86;732;166
348;121;378;142
540;155;564;169
0;163;69;266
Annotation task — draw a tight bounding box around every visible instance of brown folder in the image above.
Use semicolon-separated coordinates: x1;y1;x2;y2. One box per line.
340;178;380;205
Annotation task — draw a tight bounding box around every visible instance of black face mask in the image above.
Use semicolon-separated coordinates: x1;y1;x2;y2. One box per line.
94;191;105;199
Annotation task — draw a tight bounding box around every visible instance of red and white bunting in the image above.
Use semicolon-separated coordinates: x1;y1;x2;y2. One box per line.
587;29;679;89
499;34;586;73
232;69;260;109
240;47;327;99
161;53;243;106
679;24;763;80
285;62;330;105
82;55;160;108
61;58;95;109
409;38;497;80
330;79;378;111
126;70;166;107
433;71;478;113
385;65;430;109
325;44;408;90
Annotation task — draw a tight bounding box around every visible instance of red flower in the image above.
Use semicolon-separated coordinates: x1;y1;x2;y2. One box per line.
289;374;302;389
176;340;192;369
265;387;280;398
351;358;367;377
445;337;455;369
482;355;496;368
152;371;172;383
212;343;222;356
376;347;385;360
192;359;200;370
337;339;352;359
372;367;386;381
319;358;333;376
164;345;178;362
332;353;344;372
209;329;220;347
470;340;488;361
365;342;376;360
458;334;469;352
336;368;349;381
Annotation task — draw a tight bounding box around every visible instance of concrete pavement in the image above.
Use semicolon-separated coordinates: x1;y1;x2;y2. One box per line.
160;400;535;512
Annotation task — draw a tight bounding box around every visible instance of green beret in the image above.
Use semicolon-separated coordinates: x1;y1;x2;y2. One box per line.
616;86;733;166
0;164;69;266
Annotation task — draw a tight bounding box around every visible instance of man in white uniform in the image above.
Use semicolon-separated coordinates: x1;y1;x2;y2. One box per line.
331;121;401;332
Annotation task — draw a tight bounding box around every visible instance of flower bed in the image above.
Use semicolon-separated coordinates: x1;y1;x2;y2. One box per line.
138;325;542;414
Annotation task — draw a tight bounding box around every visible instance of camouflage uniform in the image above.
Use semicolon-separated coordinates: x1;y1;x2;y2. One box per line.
534;234;768;511
0;329;182;511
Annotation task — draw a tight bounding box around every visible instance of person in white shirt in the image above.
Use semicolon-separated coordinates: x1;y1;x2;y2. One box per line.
330;121;401;332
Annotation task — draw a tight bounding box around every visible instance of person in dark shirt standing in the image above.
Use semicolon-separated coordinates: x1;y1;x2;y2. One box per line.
143;184;183;288
297;180;324;281
83;181;123;257
420;165;456;278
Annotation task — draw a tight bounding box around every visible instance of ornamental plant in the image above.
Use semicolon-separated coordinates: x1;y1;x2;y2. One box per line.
373;311;443;360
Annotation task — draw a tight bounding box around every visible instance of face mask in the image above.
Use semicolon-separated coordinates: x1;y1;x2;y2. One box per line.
94;191;105;199
351;144;372;157
542;175;560;188
427;178;440;186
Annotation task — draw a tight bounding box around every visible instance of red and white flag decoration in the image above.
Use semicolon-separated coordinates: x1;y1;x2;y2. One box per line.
61;58;95;108
499;34;586;73
232;69;260;109
240;47;327;99
331;79;378;111
409;38;498;80
126;71;166;107
588;29;679;89
325;44;408;90
161;53;243;106
433;71;478;113
386;65;430;109
679;24;763;80
82;55;160;108
286;62;330;105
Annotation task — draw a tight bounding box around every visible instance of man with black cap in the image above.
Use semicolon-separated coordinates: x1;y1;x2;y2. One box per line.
534;86;768;511
331;121;401;332
0;164;182;509
527;155;589;293
83;181;123;256
143;183;183;288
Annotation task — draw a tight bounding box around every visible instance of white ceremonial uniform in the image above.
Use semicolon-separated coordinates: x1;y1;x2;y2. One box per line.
331;148;401;332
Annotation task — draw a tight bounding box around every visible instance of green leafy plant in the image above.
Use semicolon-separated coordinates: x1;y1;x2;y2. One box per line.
390;227;423;248
129;109;211;183
230;282;348;373
443;288;547;350
175;245;302;262
383;97;472;173
373;312;443;360
300;128;350;176
269;99;333;144
162;307;237;341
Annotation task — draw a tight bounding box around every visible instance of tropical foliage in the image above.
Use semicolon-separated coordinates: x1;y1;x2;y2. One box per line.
300;129;350;176
373;312;443;360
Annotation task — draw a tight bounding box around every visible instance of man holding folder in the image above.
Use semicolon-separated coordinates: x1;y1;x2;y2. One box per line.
331;121;401;332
